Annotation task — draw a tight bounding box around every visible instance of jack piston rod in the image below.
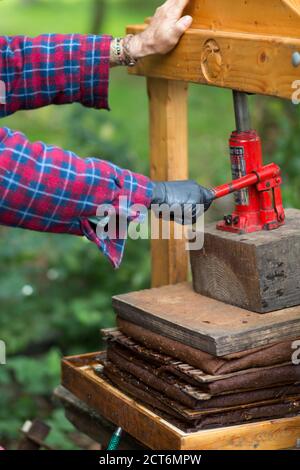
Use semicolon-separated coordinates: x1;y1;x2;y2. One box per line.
233;91;251;132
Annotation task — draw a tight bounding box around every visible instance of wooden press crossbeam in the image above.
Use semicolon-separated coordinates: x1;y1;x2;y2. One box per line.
127;0;300;287
128;0;300;98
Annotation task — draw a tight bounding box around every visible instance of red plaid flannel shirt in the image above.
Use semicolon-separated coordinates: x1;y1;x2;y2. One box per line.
0;34;153;268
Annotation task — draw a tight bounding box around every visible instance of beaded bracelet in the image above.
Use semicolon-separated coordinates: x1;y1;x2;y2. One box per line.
110;35;137;67
122;34;138;67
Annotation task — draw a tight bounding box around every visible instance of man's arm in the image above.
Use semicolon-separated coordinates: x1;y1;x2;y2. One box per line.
0;127;212;268
0;33;112;117
0;1;192;115
0;127;153;268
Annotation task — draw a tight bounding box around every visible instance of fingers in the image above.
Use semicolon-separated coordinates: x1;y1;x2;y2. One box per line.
175;15;193;34
145;0;193;56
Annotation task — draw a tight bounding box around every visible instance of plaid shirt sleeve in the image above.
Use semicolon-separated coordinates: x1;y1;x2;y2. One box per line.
0;33;112;115
0;34;153;267
0;127;153;268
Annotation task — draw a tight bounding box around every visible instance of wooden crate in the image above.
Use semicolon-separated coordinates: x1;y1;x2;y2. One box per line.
61;352;300;450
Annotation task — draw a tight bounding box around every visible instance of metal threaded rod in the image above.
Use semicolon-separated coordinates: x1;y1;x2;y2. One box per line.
233;91;251;132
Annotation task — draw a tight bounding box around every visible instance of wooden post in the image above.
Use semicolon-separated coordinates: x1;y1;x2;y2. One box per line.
147;78;189;287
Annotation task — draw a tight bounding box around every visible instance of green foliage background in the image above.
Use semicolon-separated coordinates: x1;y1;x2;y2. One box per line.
0;0;299;449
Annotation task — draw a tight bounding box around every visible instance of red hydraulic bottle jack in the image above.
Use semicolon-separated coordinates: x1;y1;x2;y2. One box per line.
211;91;285;234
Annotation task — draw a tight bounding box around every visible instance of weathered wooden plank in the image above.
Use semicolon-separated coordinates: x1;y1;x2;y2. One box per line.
18;419;51;451
191;209;300;313
148;78;189;287
54;386;145;450
112;282;300;356
61;353;300;450
127;24;300;100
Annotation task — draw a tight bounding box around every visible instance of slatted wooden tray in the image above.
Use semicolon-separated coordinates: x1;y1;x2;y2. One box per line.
61;351;300;450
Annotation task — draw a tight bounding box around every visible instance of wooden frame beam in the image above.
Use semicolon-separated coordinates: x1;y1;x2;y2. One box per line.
127;24;300;100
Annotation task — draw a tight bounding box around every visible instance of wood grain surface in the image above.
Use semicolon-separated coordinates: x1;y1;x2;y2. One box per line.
190;209;300;313
126;0;300;100
112;282;300;356
148;78;189;287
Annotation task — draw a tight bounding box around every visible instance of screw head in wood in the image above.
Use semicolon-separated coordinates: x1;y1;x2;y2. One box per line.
292;52;300;67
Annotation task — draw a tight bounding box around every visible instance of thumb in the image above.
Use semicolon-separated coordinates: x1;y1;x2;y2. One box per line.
175;15;193;34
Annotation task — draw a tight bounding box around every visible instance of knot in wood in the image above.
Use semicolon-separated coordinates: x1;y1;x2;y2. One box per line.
201;39;223;82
